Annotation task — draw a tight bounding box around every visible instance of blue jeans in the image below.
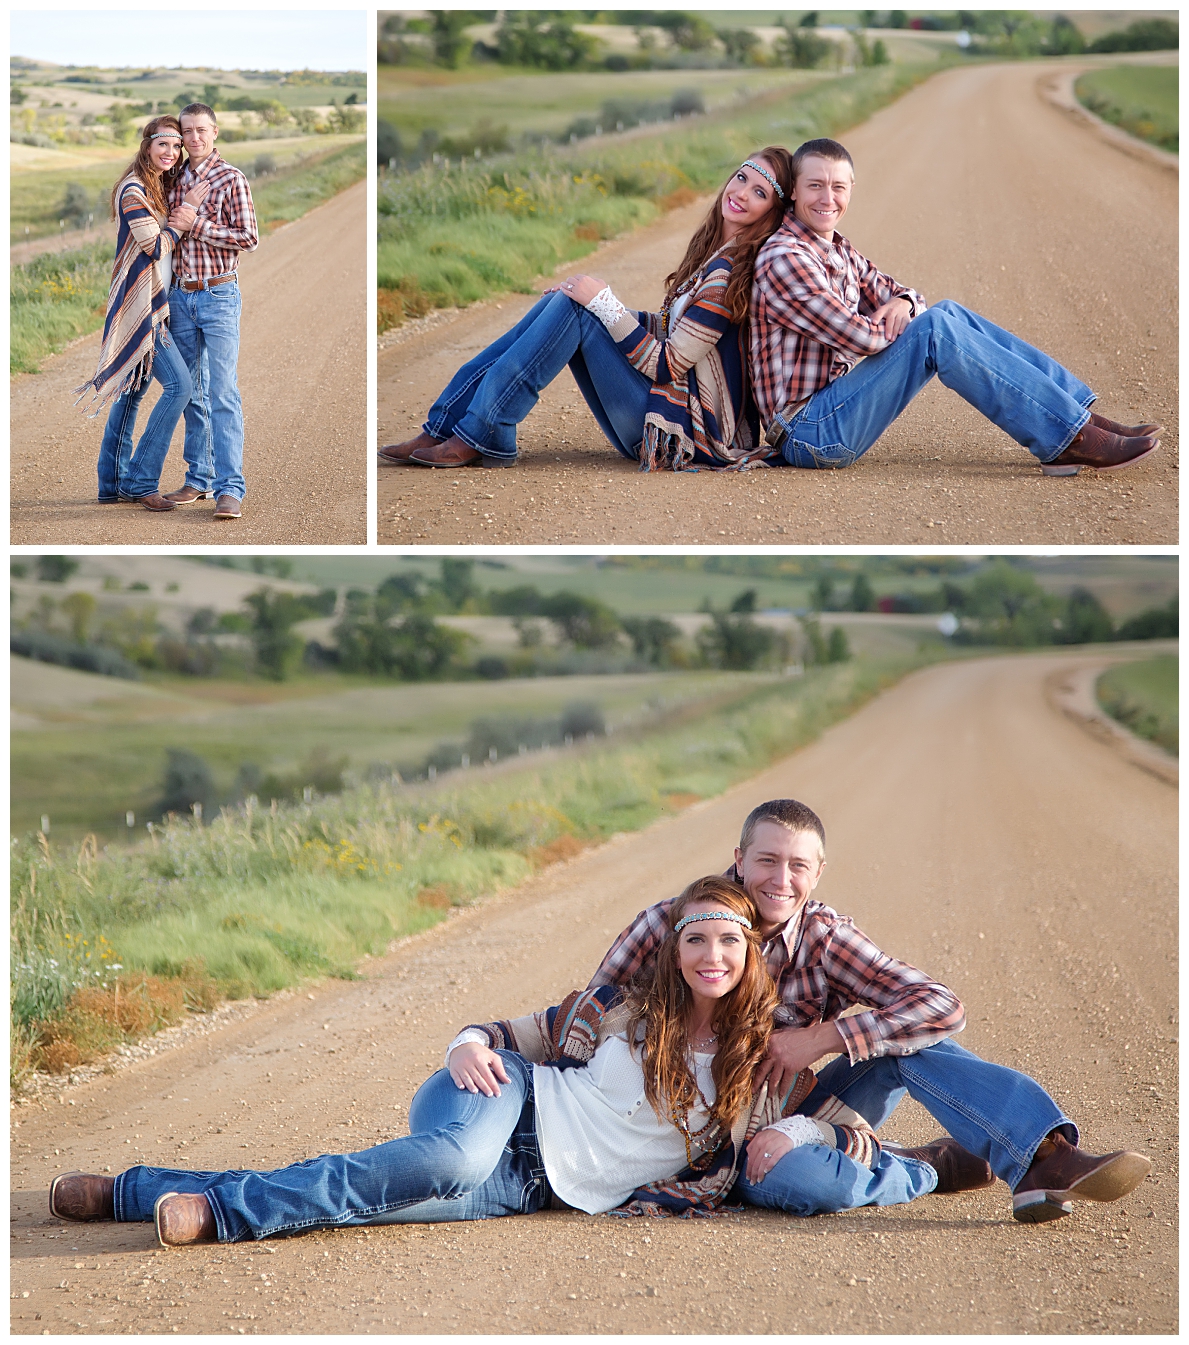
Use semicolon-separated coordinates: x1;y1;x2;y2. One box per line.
96;328;192;501
168;280;246;500
112;1053;548;1241
735;1142;938;1216
736;1039;1075;1218
774;299;1094;468
424;292;652;463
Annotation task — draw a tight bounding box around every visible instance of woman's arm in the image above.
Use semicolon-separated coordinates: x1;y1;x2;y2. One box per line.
118;180;180;261
584;257;734;385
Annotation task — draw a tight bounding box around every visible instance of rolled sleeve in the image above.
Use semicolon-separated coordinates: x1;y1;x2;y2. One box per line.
819;923;965;1063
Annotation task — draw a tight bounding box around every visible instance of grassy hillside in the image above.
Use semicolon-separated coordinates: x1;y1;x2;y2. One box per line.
1097;654;1178;754
1076;63;1178;151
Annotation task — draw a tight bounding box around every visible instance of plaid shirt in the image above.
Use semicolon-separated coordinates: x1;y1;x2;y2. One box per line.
749;215;925;427
169;149;258;285
589;892;965;1064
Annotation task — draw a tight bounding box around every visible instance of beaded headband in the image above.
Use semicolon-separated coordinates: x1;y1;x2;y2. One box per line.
150;131;182;140
674;910;752;934
740;158;784;200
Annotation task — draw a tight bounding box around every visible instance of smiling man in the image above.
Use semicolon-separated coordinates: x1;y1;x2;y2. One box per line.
590;798;1150;1223
162;102;258;520
749;137;1161;475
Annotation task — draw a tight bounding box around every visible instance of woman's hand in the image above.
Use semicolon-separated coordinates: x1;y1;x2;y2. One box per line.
553;273;609;306
183;181;210;208
744;1127;798;1184
447;1042;510;1097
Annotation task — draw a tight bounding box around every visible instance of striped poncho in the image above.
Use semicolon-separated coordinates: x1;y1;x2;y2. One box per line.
74;172;182;415
597;248;770;471
465;985;879;1219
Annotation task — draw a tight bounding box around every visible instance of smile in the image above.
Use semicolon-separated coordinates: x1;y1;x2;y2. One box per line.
694;968;729;981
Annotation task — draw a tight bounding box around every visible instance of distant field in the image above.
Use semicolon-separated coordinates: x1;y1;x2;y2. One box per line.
11;664;785;843
1076;63;1178;151
11;135;365;244
378;65;831;141
1096;654;1178;754
10;141;364;373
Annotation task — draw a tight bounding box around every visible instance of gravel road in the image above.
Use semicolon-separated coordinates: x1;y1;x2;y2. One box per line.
11;651;1176;1334
10;180;366;545
377;58;1177;545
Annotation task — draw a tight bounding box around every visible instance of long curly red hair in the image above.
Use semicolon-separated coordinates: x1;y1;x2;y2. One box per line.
622;876;777;1136
110;115;184;220
663;146;794;324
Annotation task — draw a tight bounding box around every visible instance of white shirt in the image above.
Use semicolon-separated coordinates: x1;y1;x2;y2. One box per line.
446;1030;716;1214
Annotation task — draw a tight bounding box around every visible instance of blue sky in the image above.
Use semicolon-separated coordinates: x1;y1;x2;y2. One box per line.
11;10;367;72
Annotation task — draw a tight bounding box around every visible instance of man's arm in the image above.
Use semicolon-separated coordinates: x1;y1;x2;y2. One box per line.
192;173;258;253
854;251;926;322
759;243;899;360
587;900;673;989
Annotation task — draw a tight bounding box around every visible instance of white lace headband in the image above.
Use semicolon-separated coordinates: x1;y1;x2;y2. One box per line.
674;910;752;934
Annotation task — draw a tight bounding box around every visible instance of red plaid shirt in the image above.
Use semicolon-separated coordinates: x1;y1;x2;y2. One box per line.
169;149;258;285
749;215;925;427
589;893;965;1064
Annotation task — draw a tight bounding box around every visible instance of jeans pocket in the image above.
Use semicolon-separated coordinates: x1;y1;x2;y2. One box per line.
785;439;862;470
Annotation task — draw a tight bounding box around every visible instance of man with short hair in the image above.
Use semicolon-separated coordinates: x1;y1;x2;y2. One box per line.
590;798;1151;1222
749;138;1161;475
163;102;258;520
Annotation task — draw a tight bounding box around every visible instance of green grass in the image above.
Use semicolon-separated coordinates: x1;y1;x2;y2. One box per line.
1076;64;1178;152
11;646;959;1068
11;136;365;244
378;61;942;322
1096;655;1178;754
378;65;831;142
11;668;787;845
10;142;364;375
9;240;111;377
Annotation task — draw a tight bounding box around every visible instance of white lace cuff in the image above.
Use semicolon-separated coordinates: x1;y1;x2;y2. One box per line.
443;1027;488;1067
585;285;630;330
760;1115;832;1148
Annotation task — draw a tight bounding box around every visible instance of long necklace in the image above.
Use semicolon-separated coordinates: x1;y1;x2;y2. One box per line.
671;1049;719;1168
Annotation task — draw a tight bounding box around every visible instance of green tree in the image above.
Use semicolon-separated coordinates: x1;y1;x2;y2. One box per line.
621;615;681;665
826;627;851;663
541;591;622;649
1117;597;1177;641
963;563;1061;645
730;588;758;613
776;26;832;67
698;609;776;670
430;9;477;66
60;591;96;643
157;748;218;822
36;556;79;583
497;13;598;69
1059;588;1114;645
11;83;27;105
1044;15;1084;55
378;119;402;167
850;573;876;612
434;558;478;612
810;574;834;611
717;27;760;64
243;588;309;680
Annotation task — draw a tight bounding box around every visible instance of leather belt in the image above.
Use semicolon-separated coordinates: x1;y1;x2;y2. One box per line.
175;274;236;292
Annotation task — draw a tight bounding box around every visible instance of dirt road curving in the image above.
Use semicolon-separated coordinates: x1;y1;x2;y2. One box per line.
378;59;1177;545
11;179;366;546
11;650;1177;1334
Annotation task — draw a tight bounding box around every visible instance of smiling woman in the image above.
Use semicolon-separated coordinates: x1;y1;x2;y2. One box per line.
378;147;796;473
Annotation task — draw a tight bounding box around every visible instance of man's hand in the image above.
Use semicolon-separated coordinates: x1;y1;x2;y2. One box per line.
753;1022;846;1099
169;202;198;232
871;296;913;341
744;1127;798;1184
447;1042;510;1097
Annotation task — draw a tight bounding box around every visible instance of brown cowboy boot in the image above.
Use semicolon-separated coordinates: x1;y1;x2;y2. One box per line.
1012;1132;1151;1224
886;1138;995;1193
378;430;444;463
155;1192;218;1247
50;1172;115;1222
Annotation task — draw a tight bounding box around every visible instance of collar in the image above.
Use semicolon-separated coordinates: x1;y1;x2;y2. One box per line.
783;212;840;253
186;148;222;180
